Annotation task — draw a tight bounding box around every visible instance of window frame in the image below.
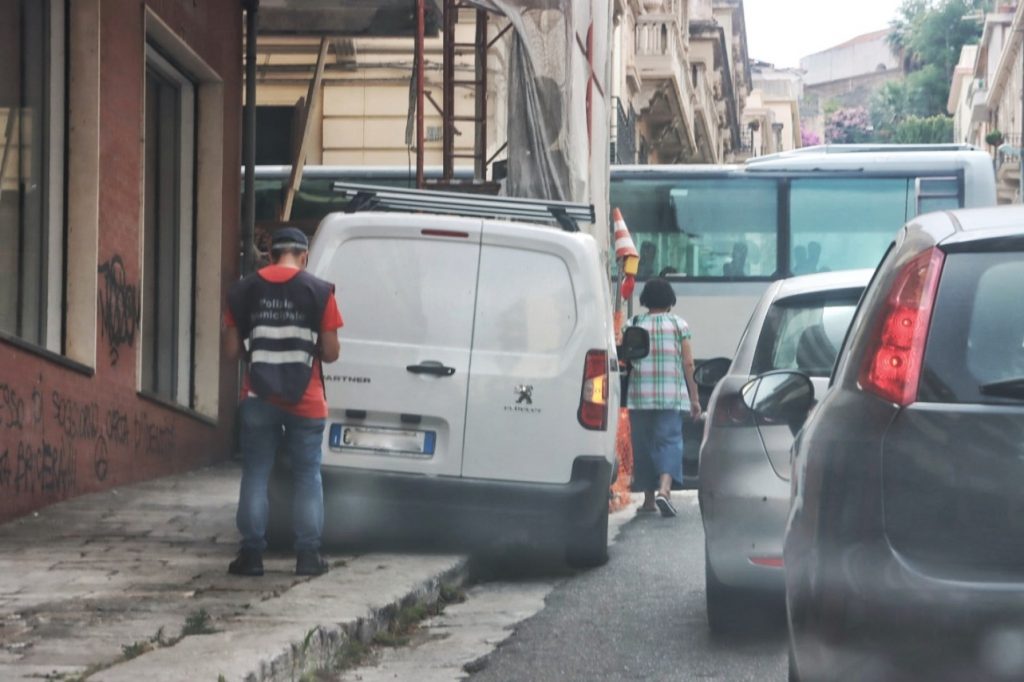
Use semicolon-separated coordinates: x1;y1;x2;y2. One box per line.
142;8;225;420
0;0;67;353
141;43;197;407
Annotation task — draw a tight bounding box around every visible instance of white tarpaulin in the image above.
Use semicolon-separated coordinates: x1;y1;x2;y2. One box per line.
468;0;611;255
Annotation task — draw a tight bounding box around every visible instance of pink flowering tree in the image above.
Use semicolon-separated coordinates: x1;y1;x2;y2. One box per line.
825;107;873;144
800;128;821;147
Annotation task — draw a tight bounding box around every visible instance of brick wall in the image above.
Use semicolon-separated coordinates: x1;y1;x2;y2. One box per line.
0;0;244;522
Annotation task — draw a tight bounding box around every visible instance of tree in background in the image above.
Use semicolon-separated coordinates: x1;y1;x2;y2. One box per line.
872;0;991;143
825;107;873;143
892;115;955;143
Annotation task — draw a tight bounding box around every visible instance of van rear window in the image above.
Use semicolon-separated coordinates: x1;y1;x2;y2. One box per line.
920;251;1024;404
324;236;479;347
472;246;577;353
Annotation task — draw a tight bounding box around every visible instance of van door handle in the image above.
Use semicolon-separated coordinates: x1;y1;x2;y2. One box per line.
406;361;456;377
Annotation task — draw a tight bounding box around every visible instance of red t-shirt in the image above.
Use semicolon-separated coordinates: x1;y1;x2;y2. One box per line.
225;265;343;419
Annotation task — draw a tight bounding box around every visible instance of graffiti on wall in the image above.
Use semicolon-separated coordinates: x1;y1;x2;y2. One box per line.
0;372;178;499
97;255;141;366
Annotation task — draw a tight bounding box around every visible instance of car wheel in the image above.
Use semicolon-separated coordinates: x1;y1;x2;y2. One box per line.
705;544;743;635
566;503;609;569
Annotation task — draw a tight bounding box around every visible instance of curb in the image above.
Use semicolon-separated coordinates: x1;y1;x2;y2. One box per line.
90;557;471;682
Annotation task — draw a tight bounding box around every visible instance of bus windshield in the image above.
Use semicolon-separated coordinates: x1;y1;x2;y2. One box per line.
610;171;964;280
614;177;778;279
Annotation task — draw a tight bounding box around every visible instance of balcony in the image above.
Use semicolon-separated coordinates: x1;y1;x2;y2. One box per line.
969;79;989;126
610;96;638;165
690;64;720;163
996;133;1021;203
635;15;696;161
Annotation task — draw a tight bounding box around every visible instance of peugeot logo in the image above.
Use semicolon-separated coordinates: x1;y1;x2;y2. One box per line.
515;385;534;405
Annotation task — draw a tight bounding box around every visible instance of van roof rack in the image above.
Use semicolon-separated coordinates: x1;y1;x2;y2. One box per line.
332;182;595;233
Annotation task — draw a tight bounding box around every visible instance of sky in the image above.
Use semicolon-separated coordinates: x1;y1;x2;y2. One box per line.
744;0;901;69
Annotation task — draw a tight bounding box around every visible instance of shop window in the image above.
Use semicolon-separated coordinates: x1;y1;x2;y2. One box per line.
0;0;66;351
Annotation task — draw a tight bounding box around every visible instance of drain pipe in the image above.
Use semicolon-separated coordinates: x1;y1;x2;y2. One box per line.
242;0;259;275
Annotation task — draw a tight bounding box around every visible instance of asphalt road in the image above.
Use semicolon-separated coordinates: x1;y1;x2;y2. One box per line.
469;492;789;682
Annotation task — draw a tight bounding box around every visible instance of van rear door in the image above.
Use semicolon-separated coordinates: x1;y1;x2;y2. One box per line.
461;223;598;484
309;215;482;478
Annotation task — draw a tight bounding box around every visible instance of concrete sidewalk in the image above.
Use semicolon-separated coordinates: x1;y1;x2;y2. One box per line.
0;463;467;682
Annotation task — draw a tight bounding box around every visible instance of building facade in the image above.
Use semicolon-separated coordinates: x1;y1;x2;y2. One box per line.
624;0;750;164
949;4;1022;203
799;29;904;139
0;0;244;522
740;60;802;157
253;0;751;176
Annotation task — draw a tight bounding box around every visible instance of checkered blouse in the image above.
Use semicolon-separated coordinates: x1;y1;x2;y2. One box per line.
625;312;693;411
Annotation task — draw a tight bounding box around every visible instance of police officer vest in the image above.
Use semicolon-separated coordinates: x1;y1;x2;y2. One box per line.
227;270;334;404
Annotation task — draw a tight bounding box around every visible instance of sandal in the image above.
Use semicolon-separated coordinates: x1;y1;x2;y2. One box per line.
655;494;677;518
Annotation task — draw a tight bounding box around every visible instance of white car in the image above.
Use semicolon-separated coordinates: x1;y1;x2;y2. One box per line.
269;212;628;567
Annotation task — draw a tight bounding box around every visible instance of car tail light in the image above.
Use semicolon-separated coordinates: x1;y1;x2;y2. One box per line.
578;350;608;431
710;392;753;427
858;247;944;406
749;555;784;568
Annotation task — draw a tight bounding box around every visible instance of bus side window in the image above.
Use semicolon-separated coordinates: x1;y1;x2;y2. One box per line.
914;176;960;216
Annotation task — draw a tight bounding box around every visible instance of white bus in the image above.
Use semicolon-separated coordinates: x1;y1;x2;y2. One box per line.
610;145;998;359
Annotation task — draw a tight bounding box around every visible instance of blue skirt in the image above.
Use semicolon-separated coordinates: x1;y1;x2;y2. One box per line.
629;409;684;492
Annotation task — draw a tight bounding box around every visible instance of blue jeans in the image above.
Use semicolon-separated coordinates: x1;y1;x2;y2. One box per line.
236;397;325;552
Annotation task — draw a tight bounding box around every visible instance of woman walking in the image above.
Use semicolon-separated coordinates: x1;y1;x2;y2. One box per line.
627;278;701;517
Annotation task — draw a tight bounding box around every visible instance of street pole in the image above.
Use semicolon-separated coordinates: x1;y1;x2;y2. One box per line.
242;0;258;275
416;0;426;189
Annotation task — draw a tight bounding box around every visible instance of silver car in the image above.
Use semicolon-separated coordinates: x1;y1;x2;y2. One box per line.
698;268;872;634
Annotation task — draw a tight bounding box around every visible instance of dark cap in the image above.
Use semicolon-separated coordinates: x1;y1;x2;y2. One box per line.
270;227;309;252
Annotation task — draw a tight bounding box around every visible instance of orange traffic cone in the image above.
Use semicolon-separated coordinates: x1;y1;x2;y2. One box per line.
612;208;640;299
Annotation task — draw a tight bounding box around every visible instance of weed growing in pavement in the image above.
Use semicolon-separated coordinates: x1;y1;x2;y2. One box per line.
332;637;371;670
121;639;155;660
181;608;217;636
440;582;467;605
55;619;208;681
371;581;467;648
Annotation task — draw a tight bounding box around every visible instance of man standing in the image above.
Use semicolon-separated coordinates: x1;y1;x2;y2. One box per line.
223;227;342;577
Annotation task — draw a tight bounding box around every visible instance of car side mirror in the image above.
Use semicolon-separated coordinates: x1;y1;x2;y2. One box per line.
694;357;731;389
618;326;650;362
741;370;815;435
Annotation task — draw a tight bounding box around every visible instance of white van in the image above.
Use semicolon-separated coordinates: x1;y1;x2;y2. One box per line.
288;212;621;566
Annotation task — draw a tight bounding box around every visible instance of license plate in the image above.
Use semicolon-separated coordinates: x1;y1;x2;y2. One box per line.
329;423;436;456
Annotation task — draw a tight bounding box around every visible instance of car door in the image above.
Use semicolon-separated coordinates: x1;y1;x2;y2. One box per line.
309;214;482;478
461;223;594;484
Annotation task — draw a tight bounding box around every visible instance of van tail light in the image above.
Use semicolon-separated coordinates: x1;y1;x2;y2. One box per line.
711;392;753;427
858;247;944;407
578;350;609;431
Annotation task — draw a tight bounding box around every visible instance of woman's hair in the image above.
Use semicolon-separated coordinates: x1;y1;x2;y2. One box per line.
639;278;676;309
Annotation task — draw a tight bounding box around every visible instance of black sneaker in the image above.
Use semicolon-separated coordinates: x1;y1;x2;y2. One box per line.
296;550;329;576
228;548;264;576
